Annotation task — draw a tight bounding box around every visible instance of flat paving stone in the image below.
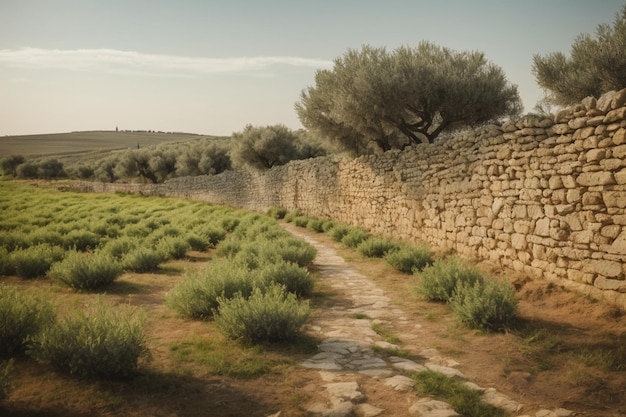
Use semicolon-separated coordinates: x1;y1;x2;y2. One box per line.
384;375;416;392
409;398;461;417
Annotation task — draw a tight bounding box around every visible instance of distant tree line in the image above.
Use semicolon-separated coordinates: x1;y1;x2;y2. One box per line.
0;126;331;182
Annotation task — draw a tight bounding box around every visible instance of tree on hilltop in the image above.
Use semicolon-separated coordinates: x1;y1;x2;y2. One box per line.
296;42;521;155
533;5;626;105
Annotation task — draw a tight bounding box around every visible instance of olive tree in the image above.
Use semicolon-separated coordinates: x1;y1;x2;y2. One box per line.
230;124;301;170
296;42;521;154
0;155;25;177
176;143;231;176
533;5;626;105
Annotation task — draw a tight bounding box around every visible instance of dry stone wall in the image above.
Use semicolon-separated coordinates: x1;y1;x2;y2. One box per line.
74;89;626;307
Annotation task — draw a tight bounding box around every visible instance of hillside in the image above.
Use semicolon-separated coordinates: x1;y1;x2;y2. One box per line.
0;130;228;163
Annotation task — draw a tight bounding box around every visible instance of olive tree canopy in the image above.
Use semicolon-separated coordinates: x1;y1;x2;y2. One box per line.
296;42;521;154
533;5;626;106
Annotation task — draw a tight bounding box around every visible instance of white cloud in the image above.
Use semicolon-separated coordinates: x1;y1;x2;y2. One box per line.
0;47;333;77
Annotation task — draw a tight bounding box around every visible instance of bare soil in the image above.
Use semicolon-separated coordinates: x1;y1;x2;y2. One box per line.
1;229;625;417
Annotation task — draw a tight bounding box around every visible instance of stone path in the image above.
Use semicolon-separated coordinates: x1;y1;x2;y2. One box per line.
282;224;576;417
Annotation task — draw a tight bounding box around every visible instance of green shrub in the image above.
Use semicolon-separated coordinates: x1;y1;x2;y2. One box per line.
28;228;64;247
0;285;56;356
220;217;240;232
321;220;336;232
451;279;518;331
384;245;434;273
258;260;314;297
263;237;317;267
156;236;190;260
341;228;368;248
0;248;12;276
293;216;309;228
10;244;66;279
122;248;165;272
196;225;227;247
185;233;210;251
416;256;484;302
215;285;310;344
329;225;349;242
49;250;123;290
63;230;100;251
306;219;325;233
284;209;304;223
267;207;288;219
215;239;242;258
101;236;139;260
166;259;256;319
357;237;400;258
30;300;149;378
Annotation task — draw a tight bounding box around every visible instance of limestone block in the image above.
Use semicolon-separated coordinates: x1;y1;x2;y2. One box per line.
609;230;626;255
603;107;626;123
527;204;544;219
594;277;626;292
582;191;604;206
581;96;597;110
611;88;626;109
568;117;588;130
571;230;593;244
613;127;626;145
613;144;626;159
576;172;616;186
616;168;626;185
561;175;577;188
584;259;623;278
586;115;606;126
600;158;625;171
602;191;626;209
566;189;581;203
535;218;551;237
511;233;527;250
548;176;563;189
597;90;616;112
585;148;606;162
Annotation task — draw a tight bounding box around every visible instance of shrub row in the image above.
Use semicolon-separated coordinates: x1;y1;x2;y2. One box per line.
416;256;518;331
168;214;315;343
0;285;148;378
282;208;517;331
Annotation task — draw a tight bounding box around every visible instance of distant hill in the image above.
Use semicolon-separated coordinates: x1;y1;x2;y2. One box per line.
0;130;228;159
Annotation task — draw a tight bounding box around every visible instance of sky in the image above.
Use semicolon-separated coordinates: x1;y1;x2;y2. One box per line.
0;0;624;137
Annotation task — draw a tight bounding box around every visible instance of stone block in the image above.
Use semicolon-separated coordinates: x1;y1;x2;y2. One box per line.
585;148;606;162
534;218;551;237
609;231;626;255
594;277;626;292
602;191;626;209
613;128;626;145
584;259;623;278
576;172;616;186
604;107;626;123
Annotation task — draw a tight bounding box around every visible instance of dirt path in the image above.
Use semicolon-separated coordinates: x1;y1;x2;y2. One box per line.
283;223;576;417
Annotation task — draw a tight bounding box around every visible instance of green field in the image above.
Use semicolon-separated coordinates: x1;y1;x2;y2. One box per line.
0;130;227;162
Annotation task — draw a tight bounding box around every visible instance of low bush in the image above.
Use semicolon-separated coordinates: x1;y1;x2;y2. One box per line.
122;247;165;272
329;225;349;242
185;233;210;251
215;239;242;258
267;207;287;219
384;245;433;273
284;209;304;223
0;248;12;276
156;236;190;260
357;237;400;258
215;285;310;344
451;279;518;331
101;236;139;260
306;219;325;233
49;250;123;290
220;217;240;232
0;285;56;356
263;237;317;267
196;225;227;247
293;216;309;228
166;259;256;319
30;300;149;378
258;260;314;297
416;256;484;302
63;230;100;251
10;244;66;279
341;228;368;248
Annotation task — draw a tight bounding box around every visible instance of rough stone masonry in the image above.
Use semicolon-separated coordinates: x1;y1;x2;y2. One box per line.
75;89;626;308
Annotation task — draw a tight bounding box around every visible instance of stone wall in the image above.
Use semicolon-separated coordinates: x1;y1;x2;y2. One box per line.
73;89;626;307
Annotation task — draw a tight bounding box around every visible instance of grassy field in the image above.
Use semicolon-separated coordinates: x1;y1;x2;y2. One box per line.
0;130;228;164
